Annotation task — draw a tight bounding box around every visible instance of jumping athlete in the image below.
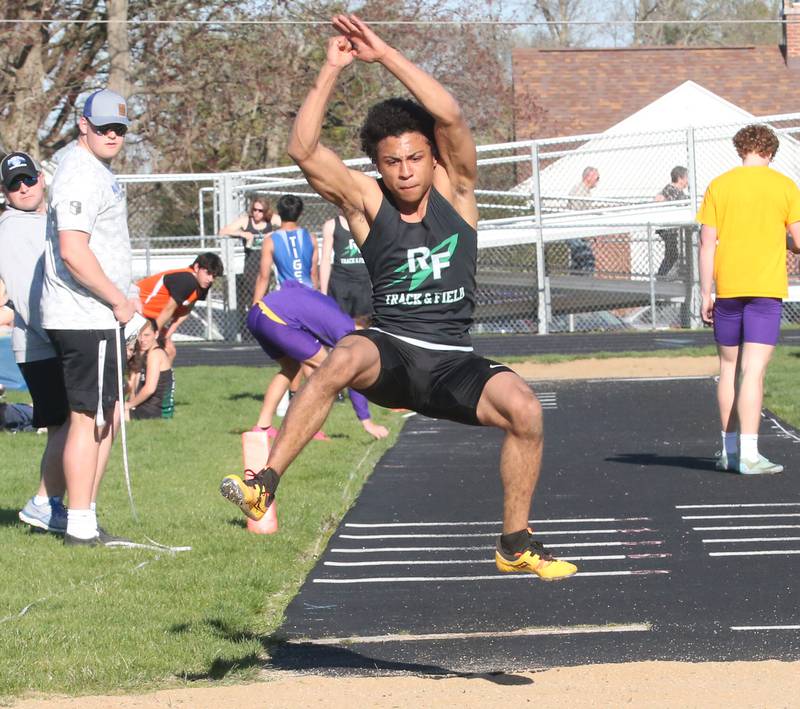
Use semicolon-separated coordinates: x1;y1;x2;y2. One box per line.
221;15;576;580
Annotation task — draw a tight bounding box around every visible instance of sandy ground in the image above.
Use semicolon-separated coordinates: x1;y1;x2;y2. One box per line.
21;355;787;709
13;662;800;709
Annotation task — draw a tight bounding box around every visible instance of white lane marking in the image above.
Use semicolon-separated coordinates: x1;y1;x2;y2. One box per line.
763;413;800;443
344;517;651;528
330;541;665;553
683;513;800;520
339;528;654;539
313;569;670;583
677;503;800;509
693;525;800;531
731;625;800;631
587;375;712;383
324;555;632;566
703;537;800;543
289;623;653;646
709;550;800;557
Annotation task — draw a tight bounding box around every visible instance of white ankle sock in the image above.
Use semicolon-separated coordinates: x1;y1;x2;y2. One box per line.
721;431;738;456
740;434;759;461
66;509;98;540
33;494;49;505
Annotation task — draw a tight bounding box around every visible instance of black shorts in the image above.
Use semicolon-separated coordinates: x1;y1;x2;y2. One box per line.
47;328;124;415
350;329;511;426
330;278;373;318
18;358;69;428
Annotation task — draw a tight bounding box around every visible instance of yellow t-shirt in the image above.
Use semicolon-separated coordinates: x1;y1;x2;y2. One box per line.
696;165;800;298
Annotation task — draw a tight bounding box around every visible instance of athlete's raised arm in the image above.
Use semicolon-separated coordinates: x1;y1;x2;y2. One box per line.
332;15;477;211
287;36;376;224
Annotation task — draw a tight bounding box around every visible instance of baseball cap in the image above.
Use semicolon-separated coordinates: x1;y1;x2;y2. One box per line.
82;88;130;127
1;152;41;189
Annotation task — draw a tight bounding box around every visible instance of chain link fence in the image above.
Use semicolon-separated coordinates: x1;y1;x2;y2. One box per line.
118;113;800;341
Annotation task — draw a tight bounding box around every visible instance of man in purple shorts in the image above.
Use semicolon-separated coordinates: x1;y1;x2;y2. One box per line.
698;123;800;474
247;280;389;441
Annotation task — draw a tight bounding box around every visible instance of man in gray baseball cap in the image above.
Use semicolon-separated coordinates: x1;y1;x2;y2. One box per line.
81;88;130;128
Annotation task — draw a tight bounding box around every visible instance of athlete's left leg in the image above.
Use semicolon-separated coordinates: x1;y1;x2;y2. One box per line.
476;372;577;580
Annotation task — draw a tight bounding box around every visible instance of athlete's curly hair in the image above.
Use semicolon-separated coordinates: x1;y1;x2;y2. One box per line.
732;124;779;160
359;98;437;162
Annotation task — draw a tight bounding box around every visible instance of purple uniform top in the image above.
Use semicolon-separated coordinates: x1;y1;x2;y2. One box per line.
246;280;370;420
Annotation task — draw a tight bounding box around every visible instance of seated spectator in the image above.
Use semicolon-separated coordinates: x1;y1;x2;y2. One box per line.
566;166;599;273
125;318;175;420
136;252;223;363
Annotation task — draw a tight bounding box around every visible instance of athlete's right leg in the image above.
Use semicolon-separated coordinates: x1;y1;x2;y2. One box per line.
268;335;380;473
220;336;380;520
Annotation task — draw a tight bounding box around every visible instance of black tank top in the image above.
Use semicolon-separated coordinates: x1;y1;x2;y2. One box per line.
332;217;370;283
244;217;269;250
135;366;175;419
360;182;476;348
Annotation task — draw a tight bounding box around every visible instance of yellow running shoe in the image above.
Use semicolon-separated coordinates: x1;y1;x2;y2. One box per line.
495;534;577;581
220;473;269;521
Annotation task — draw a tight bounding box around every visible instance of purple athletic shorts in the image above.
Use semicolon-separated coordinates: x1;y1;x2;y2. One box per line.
713;296;782;346
246;281;356;362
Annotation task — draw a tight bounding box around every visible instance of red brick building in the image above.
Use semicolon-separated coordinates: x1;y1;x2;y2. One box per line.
513;1;800;140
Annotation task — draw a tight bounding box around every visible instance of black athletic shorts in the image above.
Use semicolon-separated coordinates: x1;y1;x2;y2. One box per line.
329;278;373;318
18;357;69;428
349;329;512;426
47;328;124;415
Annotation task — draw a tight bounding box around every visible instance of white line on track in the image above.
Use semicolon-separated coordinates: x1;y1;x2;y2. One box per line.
702;536;800;543
344;517;651;528
313;570;670;584
763;414;800;444
709;549;800;557
339;529;654;539
329;541;665;553
587;375;712;383
323;554;648;566
677;503;800;509
693;525;800;531
731;625;800;631
683;513;800;520
289;623;653;646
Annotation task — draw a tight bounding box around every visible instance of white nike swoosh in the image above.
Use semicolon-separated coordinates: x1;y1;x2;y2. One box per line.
489;364;506;368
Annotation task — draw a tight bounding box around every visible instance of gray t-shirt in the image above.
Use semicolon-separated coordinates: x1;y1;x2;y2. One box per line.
0;207;56;363
41;143;133;330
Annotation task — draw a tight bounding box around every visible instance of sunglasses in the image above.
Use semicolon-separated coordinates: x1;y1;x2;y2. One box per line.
6;174;38;192
251;207;265;213
90;123;128;137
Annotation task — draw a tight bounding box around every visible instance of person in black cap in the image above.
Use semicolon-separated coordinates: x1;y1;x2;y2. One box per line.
40;88;140;546
0;151;70;534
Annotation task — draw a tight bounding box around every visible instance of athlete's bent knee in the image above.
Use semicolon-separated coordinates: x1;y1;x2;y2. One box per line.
506;389;543;438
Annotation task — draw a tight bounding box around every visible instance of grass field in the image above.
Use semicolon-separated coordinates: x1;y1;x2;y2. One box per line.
1;345;798;701
0;365;402;700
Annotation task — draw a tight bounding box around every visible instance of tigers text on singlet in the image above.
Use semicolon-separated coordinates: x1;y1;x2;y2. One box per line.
271;228;315;287
360;183;476;348
332;217;370;284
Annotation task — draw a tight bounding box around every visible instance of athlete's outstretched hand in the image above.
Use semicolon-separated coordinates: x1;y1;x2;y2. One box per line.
362;419;390;440
331;14;389;64
326;34;356;69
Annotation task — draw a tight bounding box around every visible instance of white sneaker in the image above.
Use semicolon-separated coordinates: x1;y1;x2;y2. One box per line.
738;455;783;475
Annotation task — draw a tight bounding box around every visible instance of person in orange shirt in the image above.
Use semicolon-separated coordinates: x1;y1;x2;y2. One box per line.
137;252;223;363
697;123;800;475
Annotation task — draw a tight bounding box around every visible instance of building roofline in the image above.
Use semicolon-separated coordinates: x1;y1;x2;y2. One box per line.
514;45;766;55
